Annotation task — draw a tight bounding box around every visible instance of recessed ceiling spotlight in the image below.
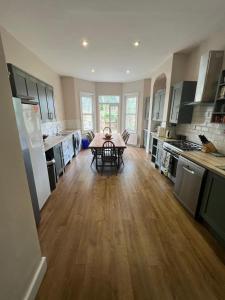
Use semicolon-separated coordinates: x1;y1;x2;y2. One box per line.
133;41;140;47
126;69;131;74
91;68;95;73
82;40;89;47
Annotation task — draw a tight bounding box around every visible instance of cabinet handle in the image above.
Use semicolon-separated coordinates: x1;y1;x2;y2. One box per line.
48;112;53;120
183;166;195;175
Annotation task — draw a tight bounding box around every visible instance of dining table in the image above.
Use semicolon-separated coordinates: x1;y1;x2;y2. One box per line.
89;132;126;171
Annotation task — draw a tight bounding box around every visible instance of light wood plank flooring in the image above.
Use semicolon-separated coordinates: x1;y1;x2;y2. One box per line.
36;147;225;300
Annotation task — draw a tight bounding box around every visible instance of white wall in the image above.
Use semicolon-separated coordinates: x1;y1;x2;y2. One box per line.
0;33;45;300
61;76;96;129
122;80;145;146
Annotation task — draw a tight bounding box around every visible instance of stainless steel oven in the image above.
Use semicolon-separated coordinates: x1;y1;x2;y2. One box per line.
161;140;202;183
161;146;179;183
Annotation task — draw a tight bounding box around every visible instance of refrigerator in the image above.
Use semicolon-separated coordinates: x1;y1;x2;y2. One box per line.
13;98;51;225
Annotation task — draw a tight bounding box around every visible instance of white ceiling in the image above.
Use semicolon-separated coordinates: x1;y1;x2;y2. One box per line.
0;0;225;82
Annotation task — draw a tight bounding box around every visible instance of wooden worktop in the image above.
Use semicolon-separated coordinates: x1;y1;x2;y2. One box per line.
151;131;177;143
89;133;126;148
181;151;225;178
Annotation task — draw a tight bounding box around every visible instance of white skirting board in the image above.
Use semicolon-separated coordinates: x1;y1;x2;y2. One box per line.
23;257;47;300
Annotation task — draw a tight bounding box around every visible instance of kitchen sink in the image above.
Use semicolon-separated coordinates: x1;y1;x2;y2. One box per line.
56;133;68;136
216;165;225;171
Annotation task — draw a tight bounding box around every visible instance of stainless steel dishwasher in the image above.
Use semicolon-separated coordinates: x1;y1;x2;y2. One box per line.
174;156;206;217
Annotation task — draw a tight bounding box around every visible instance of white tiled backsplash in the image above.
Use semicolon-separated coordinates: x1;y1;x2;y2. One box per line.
176;104;225;154
41;120;66;136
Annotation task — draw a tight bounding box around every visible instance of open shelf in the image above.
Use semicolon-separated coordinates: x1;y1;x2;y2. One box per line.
211;69;225;124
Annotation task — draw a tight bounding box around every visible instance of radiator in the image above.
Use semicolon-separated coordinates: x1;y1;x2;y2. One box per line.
127;133;138;146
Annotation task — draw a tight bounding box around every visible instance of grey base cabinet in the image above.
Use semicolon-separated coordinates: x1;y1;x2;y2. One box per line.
53;143;64;178
155;140;163;168
143;130;148;148
200;171;225;245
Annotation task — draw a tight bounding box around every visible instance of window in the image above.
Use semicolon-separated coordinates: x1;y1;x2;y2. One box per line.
80;93;94;131
125;94;138;132
98;96;120;133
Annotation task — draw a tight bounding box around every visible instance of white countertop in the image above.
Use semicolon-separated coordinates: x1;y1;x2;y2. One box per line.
44;129;81;152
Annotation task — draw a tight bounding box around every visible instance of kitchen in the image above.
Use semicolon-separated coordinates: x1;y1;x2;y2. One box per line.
144;50;225;246
1;2;225;300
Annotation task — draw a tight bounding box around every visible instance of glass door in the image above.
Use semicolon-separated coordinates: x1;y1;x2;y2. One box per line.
98;96;120;133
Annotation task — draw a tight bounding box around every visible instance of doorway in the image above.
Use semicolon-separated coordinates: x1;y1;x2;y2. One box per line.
98;96;120;133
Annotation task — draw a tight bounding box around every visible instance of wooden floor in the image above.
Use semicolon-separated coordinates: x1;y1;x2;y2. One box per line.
36;147;225;300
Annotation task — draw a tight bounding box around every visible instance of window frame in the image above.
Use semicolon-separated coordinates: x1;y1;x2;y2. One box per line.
80;92;95;132
124;93;139;133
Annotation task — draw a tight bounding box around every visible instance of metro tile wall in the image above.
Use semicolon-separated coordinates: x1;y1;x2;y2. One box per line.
41;120;66;136
176;104;225;153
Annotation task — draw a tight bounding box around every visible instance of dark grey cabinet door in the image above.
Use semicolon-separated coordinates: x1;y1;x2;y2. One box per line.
53;143;64;177
158;90;165;121
8;65;28;98
152;92;160;121
200;172;225;244
26;76;38;100
46;86;56;120
152;90;165;121
169;81;196;124
37;82;49;122
170;84;182;123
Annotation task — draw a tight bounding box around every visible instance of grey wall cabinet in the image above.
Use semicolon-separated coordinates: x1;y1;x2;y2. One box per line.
152;90;165;121
8;64;28;98
46;86;56;120
200;171;225;245
169;81;197;124
7;63;56;122
37;82;49;122
26;76;39;100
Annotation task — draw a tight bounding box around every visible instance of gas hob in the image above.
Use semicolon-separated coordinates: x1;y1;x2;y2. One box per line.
163;140;202;154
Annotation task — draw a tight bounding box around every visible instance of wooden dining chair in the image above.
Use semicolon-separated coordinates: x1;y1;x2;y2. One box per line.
86;131;93;142
123;132;130;144
101;140;117;174
90;130;95;139
121;129;127;138
103;127;112;134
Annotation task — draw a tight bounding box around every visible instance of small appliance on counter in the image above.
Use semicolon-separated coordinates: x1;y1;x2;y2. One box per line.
157;126;166;137
165;126;176;139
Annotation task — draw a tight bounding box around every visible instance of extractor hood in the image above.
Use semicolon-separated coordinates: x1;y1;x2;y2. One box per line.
186;50;224;106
